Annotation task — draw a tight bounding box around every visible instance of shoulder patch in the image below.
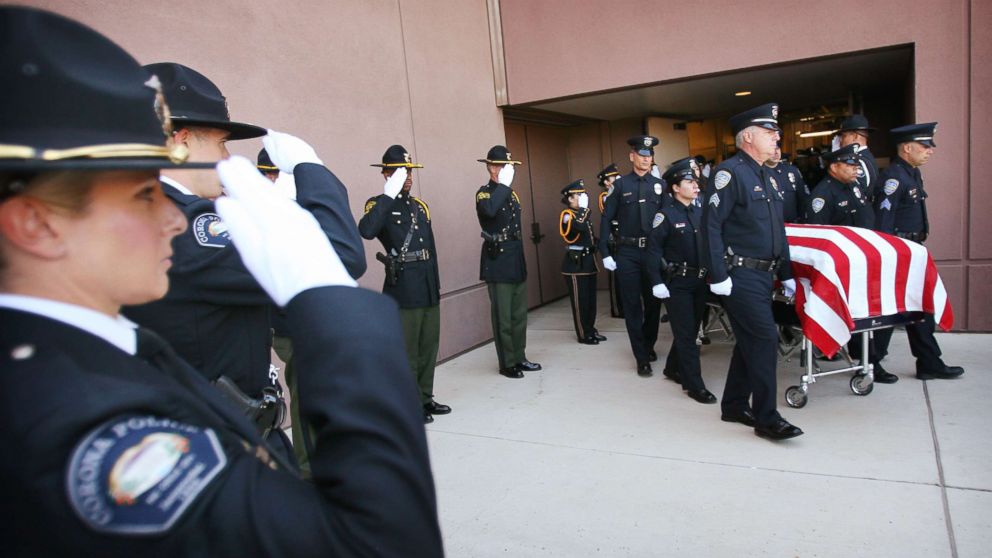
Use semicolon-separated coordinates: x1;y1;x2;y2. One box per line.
363;199;377;215
652;212;665;228
884;178;899;196
714;170;731;190
67;415;227;535
811;198;825;213
192;213;230;249
709;192;721;207
476;191;491;201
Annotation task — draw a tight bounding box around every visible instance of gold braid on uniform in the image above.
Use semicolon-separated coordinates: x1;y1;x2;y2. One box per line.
559;209;579;244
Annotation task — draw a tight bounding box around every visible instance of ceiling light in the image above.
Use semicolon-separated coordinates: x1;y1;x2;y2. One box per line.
734;91;751;97
798;130;837;138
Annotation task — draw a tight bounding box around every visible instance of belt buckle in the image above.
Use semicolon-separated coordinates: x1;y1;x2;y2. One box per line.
637;238;646;248
698;268;707;278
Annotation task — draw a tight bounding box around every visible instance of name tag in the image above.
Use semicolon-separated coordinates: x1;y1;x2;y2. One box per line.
675;222;686;229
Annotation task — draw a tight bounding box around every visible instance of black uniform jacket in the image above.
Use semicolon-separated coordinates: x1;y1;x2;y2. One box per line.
0;287;442;557
768;161;810;223
857;148;880;203
476;180;526;283
874;156;929;235
807;175;875;228
359;192;441;308
647;199;706;287
703;152;794;284
559;207;599;274
598;171;666;257
123;164;366;396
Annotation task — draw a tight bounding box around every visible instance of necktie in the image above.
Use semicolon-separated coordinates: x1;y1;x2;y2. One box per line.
761;167;784;257
916;169;929;234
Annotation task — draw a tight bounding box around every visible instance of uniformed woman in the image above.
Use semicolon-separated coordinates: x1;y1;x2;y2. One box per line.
0;7;442;555
596;163;624;318
559;180;604;344
647;160;717;404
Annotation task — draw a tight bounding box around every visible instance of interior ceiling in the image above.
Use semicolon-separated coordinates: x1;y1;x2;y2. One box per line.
523;47;912;122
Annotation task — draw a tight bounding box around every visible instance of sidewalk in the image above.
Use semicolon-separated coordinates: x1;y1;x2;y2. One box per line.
427;297;991;557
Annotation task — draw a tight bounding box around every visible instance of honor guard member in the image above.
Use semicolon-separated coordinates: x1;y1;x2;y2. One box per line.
0;7;443;555
647;160;717;404
559;180;604;344
765;142;810;223
597;163;624;318
872;123;965;380
476;145;542;378
703;103;803;440
599;136;666;377
122;62;367;453
256;147;279;181
360;145;449;423
834;114;879;203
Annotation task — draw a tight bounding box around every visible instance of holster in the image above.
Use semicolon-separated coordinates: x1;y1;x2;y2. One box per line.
212;375;287;438
481;231;500;260
376;251;401;286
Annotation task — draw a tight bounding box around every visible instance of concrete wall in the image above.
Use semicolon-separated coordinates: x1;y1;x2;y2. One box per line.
499;0;990;330
30;0;508;358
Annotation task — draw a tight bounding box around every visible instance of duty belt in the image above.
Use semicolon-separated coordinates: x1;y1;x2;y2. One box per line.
567;245;593;254
492;230;522;242
725;254;781;273
895;231;927;242
618;236;647;248
668;263;707;278
398;249;431;263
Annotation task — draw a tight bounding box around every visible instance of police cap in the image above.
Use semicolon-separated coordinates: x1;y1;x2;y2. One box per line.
257;148;277;172
596;163;620;186
890;122;938;147
729;103;781;135
662;159;696;186
560;179;585;203
371;144;423;168
837;114;876;134
822;143;861;165
627;135;660;156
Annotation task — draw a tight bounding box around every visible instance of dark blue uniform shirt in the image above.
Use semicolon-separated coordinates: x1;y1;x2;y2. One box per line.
646;199;706;287
874;156;929;235
598;170;666;256
807;175;874;228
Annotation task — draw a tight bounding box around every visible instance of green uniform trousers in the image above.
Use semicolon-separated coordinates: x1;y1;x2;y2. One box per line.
272;335;314;478
486;281;528;369
399;305;441;405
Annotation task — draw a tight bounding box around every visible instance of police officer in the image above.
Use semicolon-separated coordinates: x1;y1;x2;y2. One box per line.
597;163;624;318
834;114;879;203
765;142;809;223
123;62;367;455
0;7;442;554
599;136;666;377
559;180;603;344
647;160;717;404
360;145;449;422
476;145;542;378
704;103;803;440
872;123;965;380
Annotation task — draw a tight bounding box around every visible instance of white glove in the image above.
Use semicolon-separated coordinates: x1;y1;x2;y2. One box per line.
497;164;515;187
782;278;797;298
710;277;733;296
602;256;617;271
383;167;407;199
273;172;297;200
215;156;356;306
577;193;589;209
650;165;661;179
652;283;670;299
263;129;323;174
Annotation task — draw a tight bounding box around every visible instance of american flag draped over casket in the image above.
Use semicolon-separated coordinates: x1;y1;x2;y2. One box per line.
785;224;954;356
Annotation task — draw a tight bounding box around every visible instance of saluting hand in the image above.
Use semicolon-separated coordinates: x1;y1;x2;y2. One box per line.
263;129;324;174
577;193;589;209
383;167;407;199
497;163;515;187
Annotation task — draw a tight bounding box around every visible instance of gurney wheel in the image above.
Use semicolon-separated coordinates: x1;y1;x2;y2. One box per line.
785;386;807;408
850;374;874;396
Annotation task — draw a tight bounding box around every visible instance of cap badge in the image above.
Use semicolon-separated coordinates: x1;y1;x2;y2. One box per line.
771;105;779;119
643;137;651;147
404;152;411;163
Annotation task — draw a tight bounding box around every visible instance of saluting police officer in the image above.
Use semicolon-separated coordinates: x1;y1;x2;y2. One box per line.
704;103;804;441
597;163;624;318
360;145;449;423
647;159;717;404
123;63;367;455
834;115;879;204
477;145;542;378
0;7;442;555
765;142;810;223
559;180;605;344
872;123;965;380
599;136;666;377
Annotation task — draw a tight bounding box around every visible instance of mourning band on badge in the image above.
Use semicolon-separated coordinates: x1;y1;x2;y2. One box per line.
67;415;227;535
652;212;664;228
192;212;230;248
714;170;731;190
884;179;899;196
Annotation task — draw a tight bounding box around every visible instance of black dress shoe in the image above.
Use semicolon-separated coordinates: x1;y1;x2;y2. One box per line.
518;360;542;371
721;409;757;427
637;362;653;377
578;337;599;345
871;363;899;384
662;369;682;384
499;366;524;379
593;332;607;341
755;419;804;441
424;412;434;424
699;335;711;345
424;400;451;415
660;313;669;323
648;350;658;362
687;389;717;404
916;365;964;380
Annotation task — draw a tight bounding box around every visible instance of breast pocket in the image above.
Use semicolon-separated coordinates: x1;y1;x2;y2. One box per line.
749;189;771;220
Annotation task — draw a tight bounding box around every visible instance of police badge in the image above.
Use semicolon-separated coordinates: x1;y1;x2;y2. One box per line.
654;183;663;195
